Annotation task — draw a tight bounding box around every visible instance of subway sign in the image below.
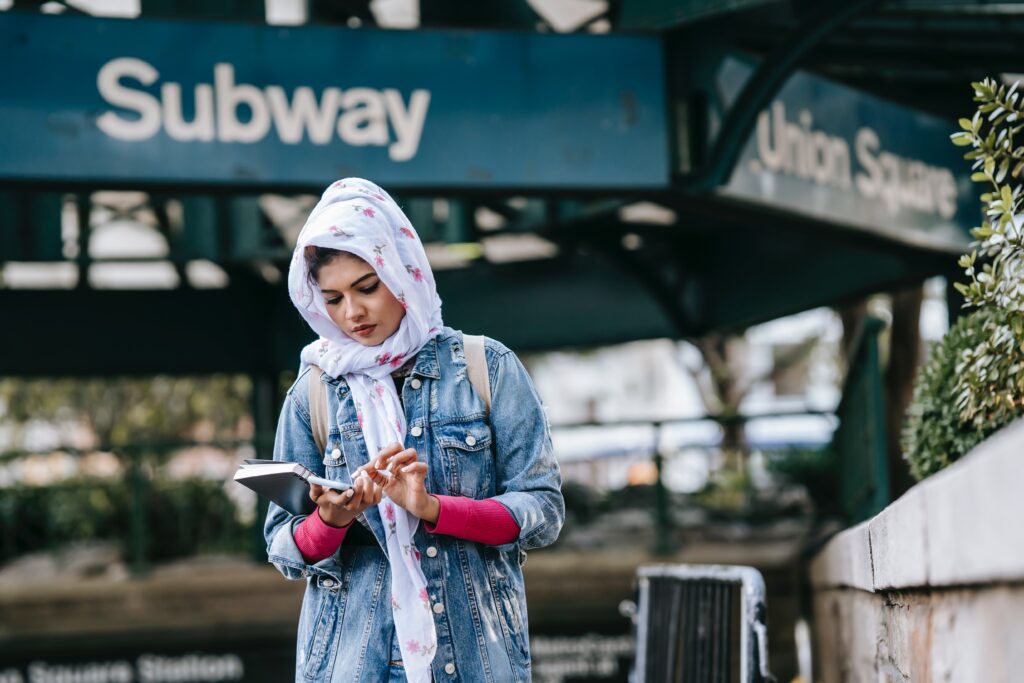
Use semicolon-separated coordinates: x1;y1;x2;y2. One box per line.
719;56;976;249
95;58;431;163
0;12;668;190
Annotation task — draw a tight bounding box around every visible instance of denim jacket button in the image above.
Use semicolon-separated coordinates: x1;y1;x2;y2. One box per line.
321;578;336;588
464;435;477;447
432;602;444;614
410;378;422;390
330;448;342;460
426;546;438;558
410;426;423;437
444;663;456;675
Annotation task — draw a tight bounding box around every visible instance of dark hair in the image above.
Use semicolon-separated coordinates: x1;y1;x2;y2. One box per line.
305;246;361;285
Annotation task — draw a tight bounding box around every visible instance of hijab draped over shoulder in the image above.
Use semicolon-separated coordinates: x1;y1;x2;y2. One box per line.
287;177;442;682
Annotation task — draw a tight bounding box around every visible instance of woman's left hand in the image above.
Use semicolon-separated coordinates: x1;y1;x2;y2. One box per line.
368;443;440;524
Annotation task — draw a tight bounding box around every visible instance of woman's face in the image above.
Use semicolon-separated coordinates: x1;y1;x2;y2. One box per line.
317;254;406;346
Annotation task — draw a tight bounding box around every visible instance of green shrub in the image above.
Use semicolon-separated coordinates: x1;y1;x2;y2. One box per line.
0;476;252;566
904;77;1024;481
948;79;1024;431
765;446;839;516
902;307;1020;480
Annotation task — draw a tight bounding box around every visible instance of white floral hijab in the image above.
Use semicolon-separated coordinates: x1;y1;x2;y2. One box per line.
287;177;441;681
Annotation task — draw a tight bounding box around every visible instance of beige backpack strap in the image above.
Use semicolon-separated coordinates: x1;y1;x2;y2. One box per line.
463;334;491;416
307;364;328;454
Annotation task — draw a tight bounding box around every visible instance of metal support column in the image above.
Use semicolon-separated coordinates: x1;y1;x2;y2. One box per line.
250;372;276;562
653;422;674;555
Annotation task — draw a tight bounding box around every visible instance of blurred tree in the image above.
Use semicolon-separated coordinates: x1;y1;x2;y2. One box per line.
0;375;253;450
678;333;818;476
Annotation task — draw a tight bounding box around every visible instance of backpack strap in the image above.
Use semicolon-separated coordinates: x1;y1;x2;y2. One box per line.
306;363;373;533
463;334;491;417
307;364;329;454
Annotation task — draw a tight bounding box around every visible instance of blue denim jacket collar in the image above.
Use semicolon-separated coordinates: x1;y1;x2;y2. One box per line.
409;335;441;379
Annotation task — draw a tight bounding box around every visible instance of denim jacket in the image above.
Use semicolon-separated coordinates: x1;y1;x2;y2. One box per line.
263;328;565;682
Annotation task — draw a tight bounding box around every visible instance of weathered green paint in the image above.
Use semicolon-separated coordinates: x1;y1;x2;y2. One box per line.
0;192;63;262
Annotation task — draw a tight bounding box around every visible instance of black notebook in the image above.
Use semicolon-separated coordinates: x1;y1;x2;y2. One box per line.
233;460;350;516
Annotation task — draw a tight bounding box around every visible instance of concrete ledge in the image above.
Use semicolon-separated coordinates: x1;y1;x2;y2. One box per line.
809;521;873;592
811;419;1024;683
923;421;1024;586
869;485;927;590
811;418;1024;593
814;585;1024;682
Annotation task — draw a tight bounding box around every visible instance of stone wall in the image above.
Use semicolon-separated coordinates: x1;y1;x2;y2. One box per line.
810;420;1024;682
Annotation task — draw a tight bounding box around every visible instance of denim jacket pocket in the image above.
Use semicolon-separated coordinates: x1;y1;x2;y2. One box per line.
322;430;350;483
301;578;341;680
433;419;493;497
490;572;529;662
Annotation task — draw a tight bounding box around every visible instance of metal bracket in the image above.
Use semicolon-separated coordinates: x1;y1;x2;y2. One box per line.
684;0;884;193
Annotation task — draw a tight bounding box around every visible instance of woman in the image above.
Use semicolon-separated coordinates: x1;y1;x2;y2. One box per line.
263;177;564;683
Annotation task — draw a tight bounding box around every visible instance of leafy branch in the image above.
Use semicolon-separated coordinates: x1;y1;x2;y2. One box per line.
951;78;1024;312
943;77;1024;429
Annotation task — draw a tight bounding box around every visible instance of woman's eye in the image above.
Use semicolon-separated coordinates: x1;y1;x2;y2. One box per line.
326;296;342;305
360;282;380;295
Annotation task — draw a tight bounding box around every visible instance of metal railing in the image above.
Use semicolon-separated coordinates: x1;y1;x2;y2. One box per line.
0;438;269;575
0;409;837;572
551;410;835;555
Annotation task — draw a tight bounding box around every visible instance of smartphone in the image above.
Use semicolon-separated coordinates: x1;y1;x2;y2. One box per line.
308;474;352;494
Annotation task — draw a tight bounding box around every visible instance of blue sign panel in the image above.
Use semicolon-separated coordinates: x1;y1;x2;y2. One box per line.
0;13;668;190
718;56;976;250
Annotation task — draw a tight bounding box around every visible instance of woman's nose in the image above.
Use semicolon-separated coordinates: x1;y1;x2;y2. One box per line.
346;300;367;320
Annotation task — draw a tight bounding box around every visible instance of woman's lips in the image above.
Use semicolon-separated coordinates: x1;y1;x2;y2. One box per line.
353;325;377;337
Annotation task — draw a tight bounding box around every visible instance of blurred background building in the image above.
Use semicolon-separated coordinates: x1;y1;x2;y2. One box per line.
0;0;1014;681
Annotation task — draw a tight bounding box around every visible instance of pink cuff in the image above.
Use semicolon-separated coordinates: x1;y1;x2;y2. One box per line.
294;509;350;563
424;495;521;546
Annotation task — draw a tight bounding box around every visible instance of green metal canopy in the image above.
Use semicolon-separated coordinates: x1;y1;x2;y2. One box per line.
0;0;996;376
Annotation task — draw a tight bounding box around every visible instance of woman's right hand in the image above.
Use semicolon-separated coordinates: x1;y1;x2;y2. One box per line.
309;466;382;528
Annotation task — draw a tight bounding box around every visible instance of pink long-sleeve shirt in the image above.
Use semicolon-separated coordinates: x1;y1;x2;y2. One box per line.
295;494;520;563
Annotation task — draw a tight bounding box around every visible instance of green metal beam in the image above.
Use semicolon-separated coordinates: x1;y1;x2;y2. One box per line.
0;211;960;378
139;0;265;21
0;249;675;377
437;250;675;349
616;0;781;30
684;0;885;192
419;0;543;29
0;192;63;262
555;197;960;337
696;223;955;333
833;316;890;522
